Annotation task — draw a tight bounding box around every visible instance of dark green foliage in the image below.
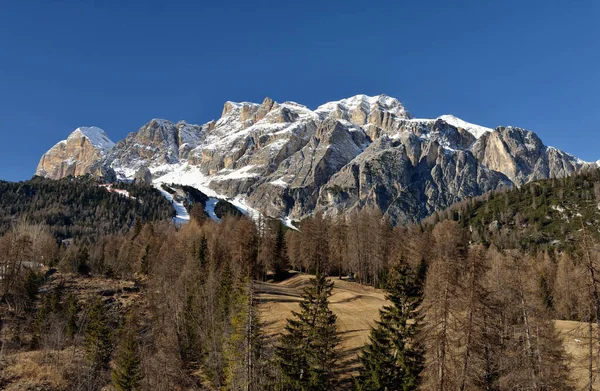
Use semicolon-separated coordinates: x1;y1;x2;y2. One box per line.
273;222;290;281
76;246;91;275
197;235;208;267
24;269;43;305
354;259;425;391
218;263;234;322
160;183;176;194
111;323;142;391
276;273;339;391
214;200;243;219
434;168;600;251
181;185;209;204
140;244;151;275
66;293;78;339
84;297;112;372
31;294;51;348
0;176;173;242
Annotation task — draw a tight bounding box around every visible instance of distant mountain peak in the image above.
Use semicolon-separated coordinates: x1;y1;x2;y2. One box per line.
35;94;597;224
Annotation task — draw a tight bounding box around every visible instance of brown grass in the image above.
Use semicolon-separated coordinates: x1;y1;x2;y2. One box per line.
555;319;600;389
0;349;85;390
257;273;388;384
258;275;600;390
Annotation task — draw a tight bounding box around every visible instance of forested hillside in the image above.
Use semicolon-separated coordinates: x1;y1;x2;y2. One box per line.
3;170;600;390
426;166;600;251
0;176;174;242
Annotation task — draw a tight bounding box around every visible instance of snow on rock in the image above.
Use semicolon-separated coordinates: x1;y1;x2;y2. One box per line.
283;216;299;231
99;184;135;199
205;198;221;222
315;94;411;119
69;127;115;152
152;163;264;224
437;115;492;139
152;163;218;197
212;165;259;181
229;196;262;221
269;178;289;188
156;186;190;225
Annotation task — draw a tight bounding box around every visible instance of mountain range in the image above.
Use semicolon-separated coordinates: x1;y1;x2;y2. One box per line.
35;94;598;224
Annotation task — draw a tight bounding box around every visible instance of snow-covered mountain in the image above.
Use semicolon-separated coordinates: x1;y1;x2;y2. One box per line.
37;126;115;179
35;94;596;224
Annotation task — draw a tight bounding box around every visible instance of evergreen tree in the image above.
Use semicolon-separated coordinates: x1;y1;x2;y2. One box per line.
272;222;290;280
66;293;78;339
198;235;208;267
354;258;424;391
111;323;142;391
84;297;112;373
140;243;151;275
276;273;339;391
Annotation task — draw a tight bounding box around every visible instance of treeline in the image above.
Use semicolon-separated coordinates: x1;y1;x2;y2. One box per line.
6;170;600;389
0;176;174;242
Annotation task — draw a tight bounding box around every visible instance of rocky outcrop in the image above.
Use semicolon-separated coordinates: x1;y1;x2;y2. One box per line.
36;127;115;180
35;94;597;224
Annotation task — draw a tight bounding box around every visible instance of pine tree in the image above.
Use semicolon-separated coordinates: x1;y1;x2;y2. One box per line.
276;273;339;391
84;297;112;373
198;235;208;267
140;243;151;275
354;258;424;391
66;293;78;339
272;222;290;281
111;325;142;391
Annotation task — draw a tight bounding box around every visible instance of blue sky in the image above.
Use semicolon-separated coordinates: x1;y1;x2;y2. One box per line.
0;0;598;181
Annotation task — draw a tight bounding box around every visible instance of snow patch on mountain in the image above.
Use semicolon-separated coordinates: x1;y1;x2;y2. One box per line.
68;127;115;151
315;94;411;119
212;165;259;181
205;198;221;222
156;186;190;224
437;115;492;139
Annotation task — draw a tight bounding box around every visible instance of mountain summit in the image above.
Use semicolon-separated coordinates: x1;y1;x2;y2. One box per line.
35;95;596;223
36;126;115;180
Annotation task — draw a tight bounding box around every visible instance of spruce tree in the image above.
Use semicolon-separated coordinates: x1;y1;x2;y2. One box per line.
66;293;78;339
272;222;290;280
140;243;150;275
84;297;112;373
111;325;142;391
354;258;424;391
276;273;339;391
197;235;208;267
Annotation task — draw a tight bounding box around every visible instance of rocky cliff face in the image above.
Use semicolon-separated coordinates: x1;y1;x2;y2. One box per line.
35;95;596;224
36;127;115;180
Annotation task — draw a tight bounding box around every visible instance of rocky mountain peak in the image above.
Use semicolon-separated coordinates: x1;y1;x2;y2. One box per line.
36;94;598;225
68;126;115;151
36;126;115;180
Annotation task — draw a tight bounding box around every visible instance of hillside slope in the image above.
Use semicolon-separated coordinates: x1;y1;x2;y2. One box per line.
431;168;600;251
0;177;173;241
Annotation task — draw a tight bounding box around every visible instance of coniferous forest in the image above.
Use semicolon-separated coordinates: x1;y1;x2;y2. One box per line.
3;170;600;390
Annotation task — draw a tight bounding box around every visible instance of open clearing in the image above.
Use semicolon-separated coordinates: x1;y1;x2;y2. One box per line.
257;274;387;384
258;274;599;390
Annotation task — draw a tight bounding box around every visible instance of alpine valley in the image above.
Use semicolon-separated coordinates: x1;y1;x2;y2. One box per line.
36;94;598;224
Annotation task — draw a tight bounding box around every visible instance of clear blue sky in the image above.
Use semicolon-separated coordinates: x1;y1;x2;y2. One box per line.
1;0;598;182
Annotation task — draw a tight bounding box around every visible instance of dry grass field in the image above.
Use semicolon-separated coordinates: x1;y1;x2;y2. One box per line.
257;273;388;385
258;274;600;390
555;319;600;389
